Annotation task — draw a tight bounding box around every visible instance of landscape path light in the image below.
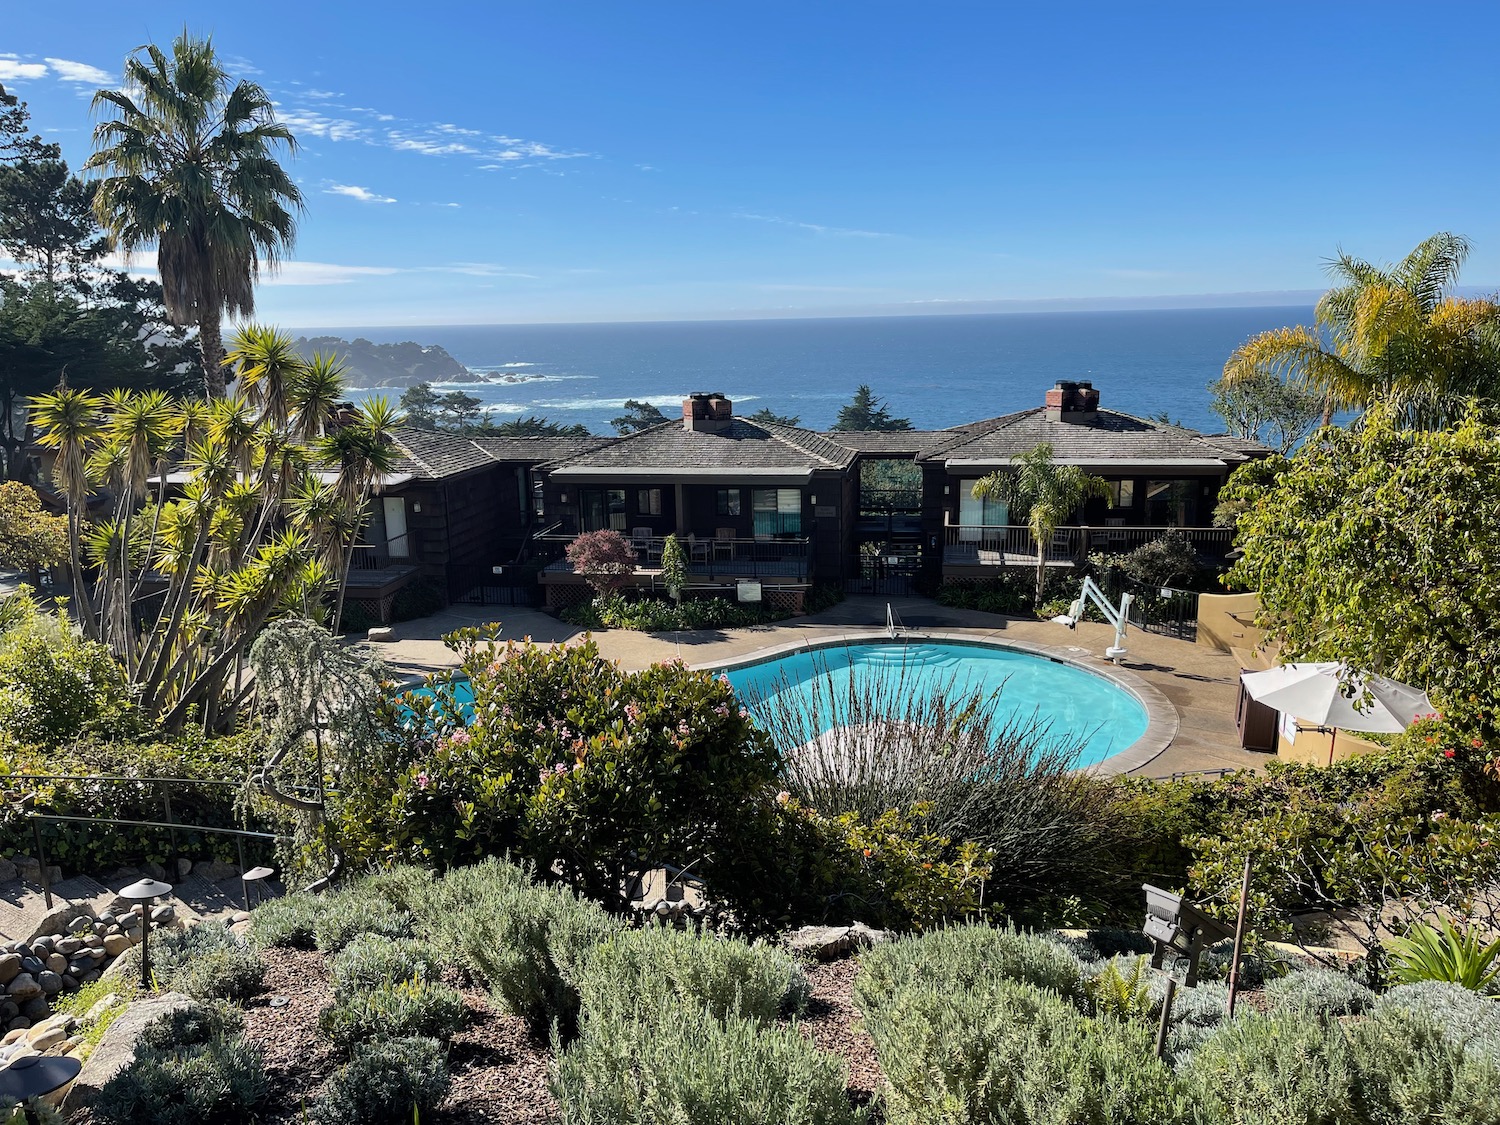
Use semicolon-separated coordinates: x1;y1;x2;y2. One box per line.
241;865;275;912
1142;883;1234;1058
0;1055;82;1124
118;877;173;990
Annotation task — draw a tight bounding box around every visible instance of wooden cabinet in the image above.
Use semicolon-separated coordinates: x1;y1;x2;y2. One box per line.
1235;677;1278;753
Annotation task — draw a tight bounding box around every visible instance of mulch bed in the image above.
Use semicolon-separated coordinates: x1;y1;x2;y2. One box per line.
240;948;878;1123
798;958;884;1108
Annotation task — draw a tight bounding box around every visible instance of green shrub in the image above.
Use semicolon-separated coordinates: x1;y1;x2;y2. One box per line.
313;1035;451;1125
553;1005;864;1125
352;639;781;917
136;925;264;1002
0;730;267;874
436;866;617;1039
317;977;468;1051
247;892;326;950
1084;955;1157;1021
91;1003;268;1125
0;594;135;744
855;924;1087;1009
1375;982;1500;1063
361;863;439;915
330;934;442;999
1265;967;1375;1017
574;924;808;1028
561;592;782;632
1183;1012;1357;1124
1;1104;61;1125
857;977;1188;1125
1386;916;1500;992
312;886;413;952
1348;1008;1500;1123
137;999;245;1049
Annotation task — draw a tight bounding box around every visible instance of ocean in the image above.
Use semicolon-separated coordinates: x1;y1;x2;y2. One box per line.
318;306;1314;435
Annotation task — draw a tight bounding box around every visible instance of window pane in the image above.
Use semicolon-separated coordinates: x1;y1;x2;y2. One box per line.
717;489;741;516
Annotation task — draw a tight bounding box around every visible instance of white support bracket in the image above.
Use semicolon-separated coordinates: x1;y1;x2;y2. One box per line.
1050;576;1134;663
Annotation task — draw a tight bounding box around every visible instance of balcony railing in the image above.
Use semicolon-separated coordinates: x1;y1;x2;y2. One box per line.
942;523;1233;567
540;533;811;582
349;533;412;571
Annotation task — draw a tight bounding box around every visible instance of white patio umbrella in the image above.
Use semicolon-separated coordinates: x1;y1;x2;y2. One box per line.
1239;662;1433;734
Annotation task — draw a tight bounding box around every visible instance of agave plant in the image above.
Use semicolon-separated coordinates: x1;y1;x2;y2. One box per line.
1386;916;1500;993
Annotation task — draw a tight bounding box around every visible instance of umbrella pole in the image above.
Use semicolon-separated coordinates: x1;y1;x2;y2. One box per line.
1328;726;1338;767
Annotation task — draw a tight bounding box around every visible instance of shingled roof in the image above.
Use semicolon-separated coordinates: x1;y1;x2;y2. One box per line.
541;418;857;477
819;430;949;455
388;428;611;480
916;408;1269;467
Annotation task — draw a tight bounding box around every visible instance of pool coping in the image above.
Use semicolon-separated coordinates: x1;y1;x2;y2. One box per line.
689;628;1178;777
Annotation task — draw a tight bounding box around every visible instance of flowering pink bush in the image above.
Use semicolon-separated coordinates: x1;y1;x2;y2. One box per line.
366;637;779;908
565;529;638;599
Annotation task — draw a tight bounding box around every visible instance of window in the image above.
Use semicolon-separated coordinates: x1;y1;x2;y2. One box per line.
751;488;801;537
716;488;741;516
1110;480;1135;509
581;488;628;531
637;488;662;516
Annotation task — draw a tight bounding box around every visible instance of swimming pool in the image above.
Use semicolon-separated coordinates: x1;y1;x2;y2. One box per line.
720;640;1150;769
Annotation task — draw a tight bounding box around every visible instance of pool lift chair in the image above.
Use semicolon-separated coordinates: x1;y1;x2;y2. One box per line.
1051;576;1133;664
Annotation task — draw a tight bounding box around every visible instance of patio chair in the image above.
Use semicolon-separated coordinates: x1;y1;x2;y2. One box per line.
687;534;710;565
713;527;736;561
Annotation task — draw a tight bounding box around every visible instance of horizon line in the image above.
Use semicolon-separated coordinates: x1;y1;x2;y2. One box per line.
283;288;1345;332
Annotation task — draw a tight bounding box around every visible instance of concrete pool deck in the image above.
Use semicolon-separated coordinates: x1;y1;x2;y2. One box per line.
354;594;1268;778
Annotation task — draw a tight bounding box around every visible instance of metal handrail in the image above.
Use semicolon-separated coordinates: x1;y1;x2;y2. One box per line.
27;812;290;912
0;773;324;796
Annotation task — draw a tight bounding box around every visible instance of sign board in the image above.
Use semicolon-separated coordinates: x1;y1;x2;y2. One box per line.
491;565;505;575
737;580;762;603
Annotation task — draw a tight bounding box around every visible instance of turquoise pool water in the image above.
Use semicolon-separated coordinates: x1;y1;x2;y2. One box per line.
722;642;1148;768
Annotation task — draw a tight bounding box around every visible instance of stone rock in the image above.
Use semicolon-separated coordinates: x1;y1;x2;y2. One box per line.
6;973;42;1002
27;1026;65;1052
176;858;193;880
21;955;43;976
12;856;40;881
0;1000;16;1021
5;1016;30;1032
62;992;192;1117
1;1027;24;1045
31;936;53;953
54;938;83;956
367;625;396;642
785;922;892;962
0;954;21;986
150;905;175;924
83;994;119;1024
27;904;90;946
230;911;251;925
0;857;16;882
38;971;63;995
21;997;49;1020
66;916;92;935
141;862;167;882
192;860;240;882
102;934;130;958
61;976;77;993
45;953;66;975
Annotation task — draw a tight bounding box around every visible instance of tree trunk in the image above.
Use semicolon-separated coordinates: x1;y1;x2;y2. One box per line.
197;309;226;399
1035;544;1046;607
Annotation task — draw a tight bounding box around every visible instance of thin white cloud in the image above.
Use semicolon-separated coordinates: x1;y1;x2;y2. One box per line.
304;88;341;100
43;57;112;84
259;261;402;286
0;59;49;82
419;262;539;279
276;109;366;142
733;212;892;239
325;183;397;204
387;133;480;157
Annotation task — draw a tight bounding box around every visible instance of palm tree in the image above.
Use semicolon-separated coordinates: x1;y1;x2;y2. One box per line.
317;396;404;633
29;385;103;634
972;443;1110;606
1222;233;1500;429
86;33;302;398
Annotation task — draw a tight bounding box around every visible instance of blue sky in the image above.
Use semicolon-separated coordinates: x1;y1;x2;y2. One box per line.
5;1;1500;327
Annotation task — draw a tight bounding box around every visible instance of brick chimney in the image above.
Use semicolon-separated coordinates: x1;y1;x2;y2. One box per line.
1043;380;1100;424
683;392;734;433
